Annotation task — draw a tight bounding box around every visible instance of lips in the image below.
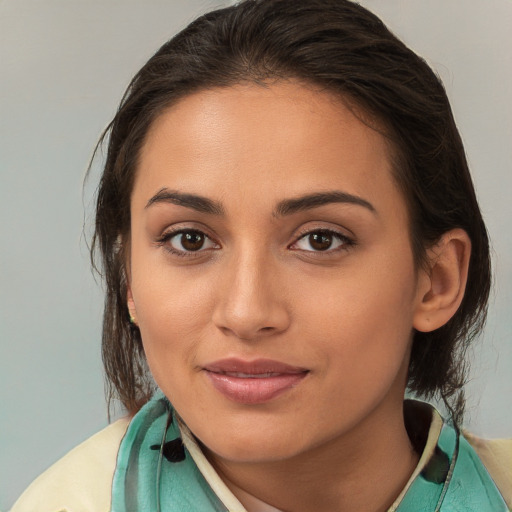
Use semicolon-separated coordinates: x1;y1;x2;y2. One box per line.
203;358;309;404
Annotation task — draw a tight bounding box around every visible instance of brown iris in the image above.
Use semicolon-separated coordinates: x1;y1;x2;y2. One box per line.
180;231;205;251
308;231;334;251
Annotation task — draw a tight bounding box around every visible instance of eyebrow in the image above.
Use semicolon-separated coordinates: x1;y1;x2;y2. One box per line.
145;188;225;215
145;188;376;216
274;191;376;217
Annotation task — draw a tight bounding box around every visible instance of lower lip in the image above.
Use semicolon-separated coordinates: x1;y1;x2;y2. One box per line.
205;371;308;404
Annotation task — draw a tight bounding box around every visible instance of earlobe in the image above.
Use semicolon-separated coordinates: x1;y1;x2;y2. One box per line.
413;229;471;333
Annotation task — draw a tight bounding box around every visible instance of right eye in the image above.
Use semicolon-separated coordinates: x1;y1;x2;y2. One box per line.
159;229;218;256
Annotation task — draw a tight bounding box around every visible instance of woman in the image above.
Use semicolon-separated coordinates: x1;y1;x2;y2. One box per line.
11;0;511;510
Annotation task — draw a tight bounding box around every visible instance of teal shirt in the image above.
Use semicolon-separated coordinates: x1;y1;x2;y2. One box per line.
111;393;508;511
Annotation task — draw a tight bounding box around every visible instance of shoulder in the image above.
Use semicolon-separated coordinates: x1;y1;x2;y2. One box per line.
463;431;512;509
10;418;130;512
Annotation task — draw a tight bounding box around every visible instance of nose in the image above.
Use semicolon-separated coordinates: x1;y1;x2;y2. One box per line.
212;249;291;341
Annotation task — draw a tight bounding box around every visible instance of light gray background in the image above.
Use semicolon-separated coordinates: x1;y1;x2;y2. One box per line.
1;1;510;509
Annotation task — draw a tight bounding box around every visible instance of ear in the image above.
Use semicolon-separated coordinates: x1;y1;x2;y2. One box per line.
127;286;138;325
122;235;137;325
413;229;471;332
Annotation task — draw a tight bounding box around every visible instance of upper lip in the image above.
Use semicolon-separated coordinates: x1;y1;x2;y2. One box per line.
203;358;309;375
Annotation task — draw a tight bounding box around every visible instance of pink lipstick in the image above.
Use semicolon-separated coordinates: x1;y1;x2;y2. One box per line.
203;358;309;404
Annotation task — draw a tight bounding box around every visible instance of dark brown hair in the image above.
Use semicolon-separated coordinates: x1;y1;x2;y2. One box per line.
91;0;491;424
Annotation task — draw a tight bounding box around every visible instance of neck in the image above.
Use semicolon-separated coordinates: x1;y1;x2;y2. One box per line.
206;399;420;512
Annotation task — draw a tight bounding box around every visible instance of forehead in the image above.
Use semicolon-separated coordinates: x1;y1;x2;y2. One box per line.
134;82;403;221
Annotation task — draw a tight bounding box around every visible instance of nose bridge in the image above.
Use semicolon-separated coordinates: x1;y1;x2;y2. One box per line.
213;241;289;340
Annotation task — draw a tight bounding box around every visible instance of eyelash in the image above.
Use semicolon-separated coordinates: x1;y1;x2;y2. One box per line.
156;227;355;258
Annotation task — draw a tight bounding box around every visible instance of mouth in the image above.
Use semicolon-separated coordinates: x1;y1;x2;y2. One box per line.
203;358;310;404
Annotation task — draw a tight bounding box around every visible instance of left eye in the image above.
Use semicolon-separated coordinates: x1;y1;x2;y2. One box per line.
292;230;350;252
165;230;217;253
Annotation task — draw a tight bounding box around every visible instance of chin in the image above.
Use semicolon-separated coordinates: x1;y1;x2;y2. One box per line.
192;416;313;464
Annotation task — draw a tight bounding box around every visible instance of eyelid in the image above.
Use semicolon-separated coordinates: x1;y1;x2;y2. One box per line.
157;220;219;243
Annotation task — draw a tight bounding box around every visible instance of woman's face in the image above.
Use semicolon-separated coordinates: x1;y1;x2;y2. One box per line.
128;82;427;463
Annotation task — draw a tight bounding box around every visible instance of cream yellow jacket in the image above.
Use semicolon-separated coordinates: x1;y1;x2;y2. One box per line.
11;416;512;512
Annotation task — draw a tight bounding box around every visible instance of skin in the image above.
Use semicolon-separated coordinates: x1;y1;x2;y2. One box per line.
127;82;470;511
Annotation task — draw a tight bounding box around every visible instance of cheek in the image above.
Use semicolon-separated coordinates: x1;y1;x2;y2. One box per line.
130;234;215;323
296;255;417;380
130;259;218;380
